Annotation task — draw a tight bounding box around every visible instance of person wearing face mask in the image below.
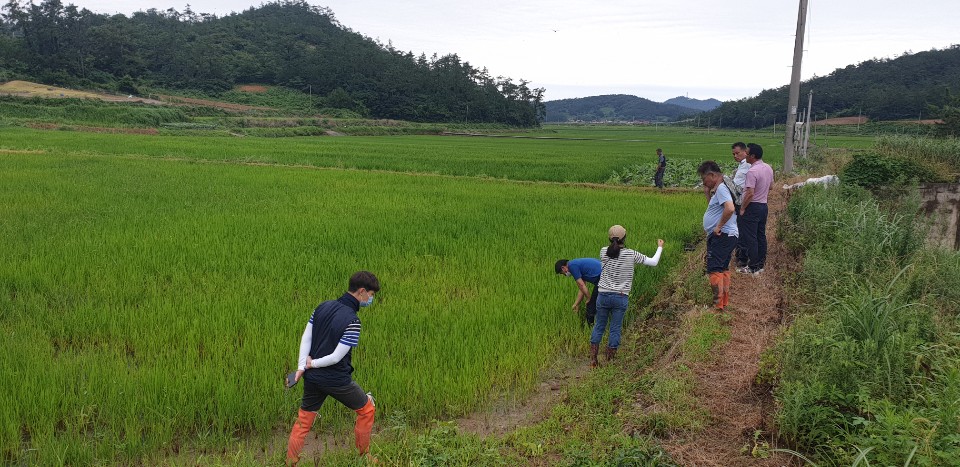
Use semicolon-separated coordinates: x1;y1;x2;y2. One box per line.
555;257;602;326
286;271;380;465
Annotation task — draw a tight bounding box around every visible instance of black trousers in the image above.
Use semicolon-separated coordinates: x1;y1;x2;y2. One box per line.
301;380;368;412
739;203;768;270
585;283;598;325
706;232;738;273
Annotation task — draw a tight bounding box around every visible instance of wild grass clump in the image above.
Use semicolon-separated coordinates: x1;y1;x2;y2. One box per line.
774;182;960;466
876;135;960;170
0;96;190;127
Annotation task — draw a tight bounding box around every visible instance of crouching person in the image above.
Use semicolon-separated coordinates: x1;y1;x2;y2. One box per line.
287;271;380;465
697;161;738;311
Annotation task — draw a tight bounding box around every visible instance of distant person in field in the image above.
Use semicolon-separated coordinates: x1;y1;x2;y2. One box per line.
732;141;751;268
286;271;380;465
555;258;602;326
737;143;774;275
654;148;667;189
697;161;738;311
591;225;664;367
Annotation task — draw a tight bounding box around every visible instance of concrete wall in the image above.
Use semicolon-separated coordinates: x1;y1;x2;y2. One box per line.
920;183;960;250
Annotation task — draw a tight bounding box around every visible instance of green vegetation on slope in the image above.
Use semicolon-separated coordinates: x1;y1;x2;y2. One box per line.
0;0;543;125
772;182;960;465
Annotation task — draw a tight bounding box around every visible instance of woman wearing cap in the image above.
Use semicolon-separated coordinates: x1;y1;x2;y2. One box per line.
591;225;664;367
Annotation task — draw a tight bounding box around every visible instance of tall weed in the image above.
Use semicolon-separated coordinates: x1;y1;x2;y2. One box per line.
775;181;960;465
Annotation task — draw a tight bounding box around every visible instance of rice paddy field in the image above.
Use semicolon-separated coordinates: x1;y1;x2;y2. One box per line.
0;126;790;182
0;122;878;464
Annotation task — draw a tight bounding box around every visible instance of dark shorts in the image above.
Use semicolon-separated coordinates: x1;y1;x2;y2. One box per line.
706;232;738;273
301;380;368;412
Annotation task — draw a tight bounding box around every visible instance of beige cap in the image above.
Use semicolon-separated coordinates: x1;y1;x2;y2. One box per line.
608;224;626;240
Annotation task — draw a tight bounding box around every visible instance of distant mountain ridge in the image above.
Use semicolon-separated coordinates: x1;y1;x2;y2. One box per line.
544;94;712;123
663;96;722;112
702;45;960;128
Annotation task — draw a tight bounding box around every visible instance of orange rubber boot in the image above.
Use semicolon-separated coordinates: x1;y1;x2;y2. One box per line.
354;396;376;455
709;272;724;310
721;271;732;309
286;409;318;465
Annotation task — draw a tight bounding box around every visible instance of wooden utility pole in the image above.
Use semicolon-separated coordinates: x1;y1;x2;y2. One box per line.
783;0;809;174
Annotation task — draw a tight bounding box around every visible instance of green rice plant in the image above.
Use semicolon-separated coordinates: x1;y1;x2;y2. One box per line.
0;150;701;464
0;126;779;183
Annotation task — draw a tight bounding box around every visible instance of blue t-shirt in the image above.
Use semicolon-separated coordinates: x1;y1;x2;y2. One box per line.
567;258;602;284
703;183;739;236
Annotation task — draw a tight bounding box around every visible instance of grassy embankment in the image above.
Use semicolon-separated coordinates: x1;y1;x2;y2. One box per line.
769;137;960;466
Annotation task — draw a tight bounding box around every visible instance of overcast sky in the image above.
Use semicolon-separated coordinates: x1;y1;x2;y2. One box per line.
75;0;959;102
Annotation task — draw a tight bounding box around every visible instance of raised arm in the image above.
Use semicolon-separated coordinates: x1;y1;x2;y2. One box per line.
638;239;665;266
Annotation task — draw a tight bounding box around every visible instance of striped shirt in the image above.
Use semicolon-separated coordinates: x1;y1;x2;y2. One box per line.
339;322;361;347
598;247;649;295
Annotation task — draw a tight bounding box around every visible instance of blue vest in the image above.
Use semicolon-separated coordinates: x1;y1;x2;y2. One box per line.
303;293;360;386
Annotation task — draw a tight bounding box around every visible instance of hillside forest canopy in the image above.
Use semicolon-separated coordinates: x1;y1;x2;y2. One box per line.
701;45;960;131
0;0;545;126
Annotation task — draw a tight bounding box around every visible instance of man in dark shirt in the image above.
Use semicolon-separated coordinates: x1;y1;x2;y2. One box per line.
287;271;380;465
654;148;667;189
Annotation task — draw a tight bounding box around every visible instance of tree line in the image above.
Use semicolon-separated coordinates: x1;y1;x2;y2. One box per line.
699;45;960;132
0;0;545;126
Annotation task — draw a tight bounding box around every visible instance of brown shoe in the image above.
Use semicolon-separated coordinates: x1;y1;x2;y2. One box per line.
606;346;617;362
589;343;599;368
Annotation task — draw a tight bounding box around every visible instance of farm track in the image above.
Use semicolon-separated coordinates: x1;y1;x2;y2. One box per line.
661;186;796;466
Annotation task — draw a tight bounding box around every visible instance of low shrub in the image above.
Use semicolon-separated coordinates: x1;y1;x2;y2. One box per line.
840;151;948;191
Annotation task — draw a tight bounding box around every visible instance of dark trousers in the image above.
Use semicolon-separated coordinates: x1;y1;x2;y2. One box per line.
735;214;748;267
739;203;768;270
585;283;598;326
301;380;368;411
706;232;738;273
654;168;665;188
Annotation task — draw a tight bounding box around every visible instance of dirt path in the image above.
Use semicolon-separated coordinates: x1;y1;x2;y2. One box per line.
662;187;796;466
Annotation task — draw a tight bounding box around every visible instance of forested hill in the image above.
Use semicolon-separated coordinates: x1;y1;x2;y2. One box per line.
703;45;960;128
0;0;544;126
544;94;697;122
663;96;721;112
